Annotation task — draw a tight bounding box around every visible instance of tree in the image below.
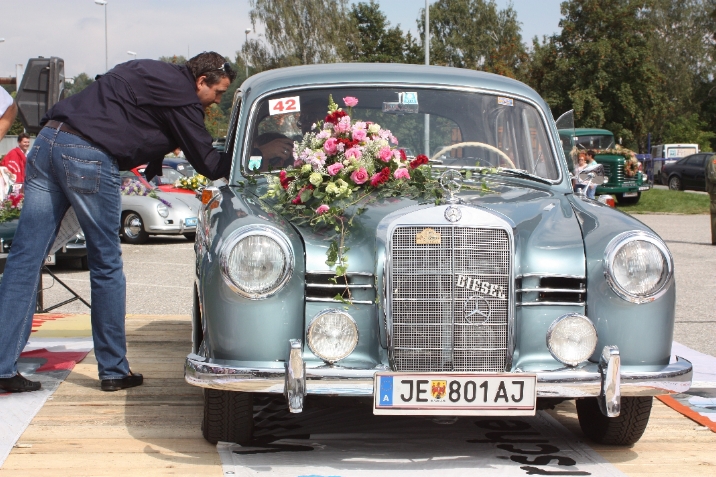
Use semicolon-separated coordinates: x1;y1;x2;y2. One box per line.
418;0;527;78
159;55;187;65
344;1;419;63
64;73;94;97
525;0;669;152
246;0;357;70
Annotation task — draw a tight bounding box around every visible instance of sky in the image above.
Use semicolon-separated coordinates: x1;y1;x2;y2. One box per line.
0;0;563;80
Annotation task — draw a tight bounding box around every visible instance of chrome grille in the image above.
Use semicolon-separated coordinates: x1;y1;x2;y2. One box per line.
389;226;511;372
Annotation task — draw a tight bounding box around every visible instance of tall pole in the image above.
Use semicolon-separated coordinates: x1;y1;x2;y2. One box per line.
103;4;108;71
244;28;252;78
424;0;430;156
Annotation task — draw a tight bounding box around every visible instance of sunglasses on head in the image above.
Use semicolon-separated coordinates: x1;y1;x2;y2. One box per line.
208;62;233;75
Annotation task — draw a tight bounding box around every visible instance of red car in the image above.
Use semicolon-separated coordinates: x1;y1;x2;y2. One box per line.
130;164;194;195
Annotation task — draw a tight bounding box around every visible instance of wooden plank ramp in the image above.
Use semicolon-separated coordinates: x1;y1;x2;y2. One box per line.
4;314;716;476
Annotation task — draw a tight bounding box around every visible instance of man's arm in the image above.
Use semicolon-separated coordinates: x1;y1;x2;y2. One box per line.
162;104;231;181
0;101;18;141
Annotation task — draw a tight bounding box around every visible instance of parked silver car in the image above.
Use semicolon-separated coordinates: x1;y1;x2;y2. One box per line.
120;172;199;244
186;64;692;447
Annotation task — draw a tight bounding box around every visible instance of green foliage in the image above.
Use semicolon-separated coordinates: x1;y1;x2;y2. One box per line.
618;188;710;214
525;0;669;152
419;0;527;78
662;113;715;152
64;73;94;97
159;55;187;65
344;1;422;64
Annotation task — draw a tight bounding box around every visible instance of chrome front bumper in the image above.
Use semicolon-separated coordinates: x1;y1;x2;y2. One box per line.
185;349;692;400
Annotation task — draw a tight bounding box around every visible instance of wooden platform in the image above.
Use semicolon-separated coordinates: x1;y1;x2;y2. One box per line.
3;314;715;476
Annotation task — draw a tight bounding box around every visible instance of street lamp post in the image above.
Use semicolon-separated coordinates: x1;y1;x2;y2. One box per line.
424;0;430;156
127;50;137;60
95;0;108;71
244;28;252;78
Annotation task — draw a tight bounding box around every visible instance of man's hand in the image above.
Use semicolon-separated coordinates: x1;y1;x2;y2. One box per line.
257;137;294;163
0;101;18;141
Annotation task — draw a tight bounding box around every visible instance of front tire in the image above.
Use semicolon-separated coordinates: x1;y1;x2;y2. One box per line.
121;212;149;244
668;175;682;191
202;389;254;445
576;396;652;446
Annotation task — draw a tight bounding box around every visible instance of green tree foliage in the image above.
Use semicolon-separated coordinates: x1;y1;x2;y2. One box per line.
64;73;95;97
159;55;187;65
525;0;669;151
344;1;422;63
661;113;715;151
244;0;357;72
419;0;527;78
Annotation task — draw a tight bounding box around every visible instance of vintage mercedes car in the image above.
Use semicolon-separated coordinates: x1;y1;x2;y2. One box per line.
185;64;692;447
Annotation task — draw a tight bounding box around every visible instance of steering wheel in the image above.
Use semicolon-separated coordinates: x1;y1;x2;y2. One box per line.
431;141;516;169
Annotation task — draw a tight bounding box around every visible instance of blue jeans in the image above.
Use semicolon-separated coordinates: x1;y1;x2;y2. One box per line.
586;184;596;199
0;126;129;380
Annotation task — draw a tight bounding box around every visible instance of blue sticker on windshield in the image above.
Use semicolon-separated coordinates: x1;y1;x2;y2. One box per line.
248;156;262;171
498;97;514;106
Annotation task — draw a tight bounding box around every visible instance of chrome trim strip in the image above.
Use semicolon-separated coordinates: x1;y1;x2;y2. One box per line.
603;230;674;304
238;83;564;186
185;354;693;397
517;302;585;307
307;270;374;276
517;273;586;279
307;284;373;289
306;297;374;305
517;288;585;293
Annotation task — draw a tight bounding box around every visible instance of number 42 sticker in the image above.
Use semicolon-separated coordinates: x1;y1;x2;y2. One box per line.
269;96;300;115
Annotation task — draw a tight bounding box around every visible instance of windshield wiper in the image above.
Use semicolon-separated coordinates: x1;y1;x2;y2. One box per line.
493;168;552;185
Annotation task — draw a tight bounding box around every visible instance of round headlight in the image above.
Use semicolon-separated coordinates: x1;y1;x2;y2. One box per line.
604;231;673;303
307;310;359;363
156;203;169;218
220;225;293;299
547;313;598;367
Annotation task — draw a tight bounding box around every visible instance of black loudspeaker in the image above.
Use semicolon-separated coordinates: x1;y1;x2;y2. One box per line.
16;57;65;134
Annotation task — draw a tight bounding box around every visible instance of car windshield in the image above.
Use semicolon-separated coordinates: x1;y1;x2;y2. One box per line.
243;87;559;180
574;135;615;150
148;167;184;186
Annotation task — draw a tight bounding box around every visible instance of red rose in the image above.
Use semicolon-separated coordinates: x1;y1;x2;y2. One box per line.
279;170;293;190
370;167;391;187
291;185;314;204
399;149;407;161
324;110;347;124
8;193;23;208
337;138;357;149
410;154;429;169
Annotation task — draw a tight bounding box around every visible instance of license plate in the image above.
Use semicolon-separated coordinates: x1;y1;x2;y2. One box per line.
45;254;56;265
374;373;537;416
623;192;638;197
184;217;198;227
622;182;636;187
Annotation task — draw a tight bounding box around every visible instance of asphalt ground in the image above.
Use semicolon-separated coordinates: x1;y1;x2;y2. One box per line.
39;213;716;356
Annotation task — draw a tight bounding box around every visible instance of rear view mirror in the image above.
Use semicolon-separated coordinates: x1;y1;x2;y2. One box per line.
16;57;65;133
579;163;609;185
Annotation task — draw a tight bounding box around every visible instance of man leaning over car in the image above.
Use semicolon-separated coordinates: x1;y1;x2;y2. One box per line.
0;52;236;393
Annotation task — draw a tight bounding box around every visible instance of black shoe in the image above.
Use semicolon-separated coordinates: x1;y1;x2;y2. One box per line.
100;370;143;392
0;373;42;393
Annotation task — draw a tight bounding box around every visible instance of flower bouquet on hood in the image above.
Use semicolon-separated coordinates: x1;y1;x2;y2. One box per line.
264;95;438;278
0;192;23;224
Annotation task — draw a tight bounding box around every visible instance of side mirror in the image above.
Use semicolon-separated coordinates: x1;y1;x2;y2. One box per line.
16;57;65;134
579;163;609;184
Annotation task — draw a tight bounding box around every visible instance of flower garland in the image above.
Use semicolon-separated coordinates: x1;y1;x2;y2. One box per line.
262;95;440;285
0;192;22;224
571;145;640;178
175;174;210;191
120;180;172;208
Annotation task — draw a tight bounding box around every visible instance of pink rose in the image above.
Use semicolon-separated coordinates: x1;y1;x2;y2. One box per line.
323;137;338;155
316;204;330;215
343;96;358;107
378;146;393;162
334;116;352;134
350;167;369;185
390;135;398;145
394;168;410;180
327;163;344;176
345;147;362;160
352;129;367;142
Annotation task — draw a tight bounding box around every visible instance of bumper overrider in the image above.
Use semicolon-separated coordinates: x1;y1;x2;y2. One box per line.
185;341;692;416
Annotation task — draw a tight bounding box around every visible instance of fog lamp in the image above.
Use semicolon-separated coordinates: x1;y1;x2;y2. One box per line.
547;313;598;367
307;310;358;363
156;203;169;218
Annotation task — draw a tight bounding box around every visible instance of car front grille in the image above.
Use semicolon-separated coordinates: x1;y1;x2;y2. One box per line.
388;226;511;372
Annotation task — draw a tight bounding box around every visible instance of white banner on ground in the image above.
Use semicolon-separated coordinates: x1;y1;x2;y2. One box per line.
49;207;82;255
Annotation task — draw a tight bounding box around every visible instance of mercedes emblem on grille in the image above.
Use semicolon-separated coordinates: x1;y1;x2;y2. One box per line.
444;205;461;222
463;295;492;327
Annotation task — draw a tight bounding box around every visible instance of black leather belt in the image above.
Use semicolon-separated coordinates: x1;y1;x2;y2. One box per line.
44;120;92;143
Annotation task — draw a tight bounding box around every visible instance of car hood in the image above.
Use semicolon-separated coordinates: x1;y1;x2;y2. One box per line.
250;179;586;278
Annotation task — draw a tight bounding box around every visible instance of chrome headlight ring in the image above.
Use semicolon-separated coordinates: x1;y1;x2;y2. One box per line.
219;224;294;300
603;231;673;304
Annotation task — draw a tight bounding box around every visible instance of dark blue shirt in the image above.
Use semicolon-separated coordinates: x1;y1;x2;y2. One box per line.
43;59;230;180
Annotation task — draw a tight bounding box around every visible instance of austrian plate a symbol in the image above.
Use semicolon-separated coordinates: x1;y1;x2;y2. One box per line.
445;205;462;223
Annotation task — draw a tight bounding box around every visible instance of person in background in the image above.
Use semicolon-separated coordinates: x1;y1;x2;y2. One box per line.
584;150;598;199
1;133;31;186
0;87;17;141
0;52;235;394
572;151;588;195
706;153;716;245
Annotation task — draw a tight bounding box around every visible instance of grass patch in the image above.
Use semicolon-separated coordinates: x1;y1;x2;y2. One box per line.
616;188;710;214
